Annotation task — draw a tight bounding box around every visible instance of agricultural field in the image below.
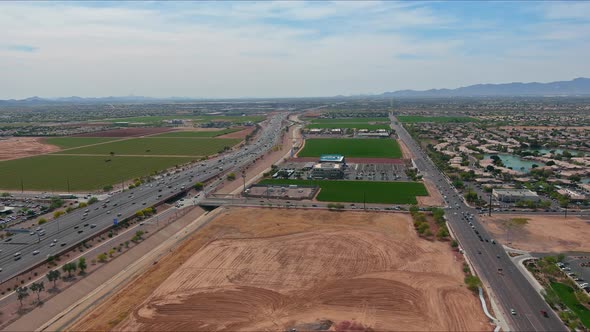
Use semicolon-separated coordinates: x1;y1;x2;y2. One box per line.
307;117;390;124
259;179;427;204
397;115;478;123
298;138;402;158
0;155;192;191
73;208;487;331
153;128;240;138
57;137;240;157
44;137;119;149
306;123;390;130
105;115;265;125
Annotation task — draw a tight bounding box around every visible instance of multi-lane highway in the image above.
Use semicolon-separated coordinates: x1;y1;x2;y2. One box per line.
391;115;566;331
0;113;288;283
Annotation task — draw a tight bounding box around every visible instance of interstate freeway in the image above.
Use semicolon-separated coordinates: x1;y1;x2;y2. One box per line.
0;113;288;283
391;115;566;331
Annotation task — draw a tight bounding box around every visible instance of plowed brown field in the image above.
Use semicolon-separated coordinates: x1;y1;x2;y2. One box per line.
77;208;489;331
0;137;59;160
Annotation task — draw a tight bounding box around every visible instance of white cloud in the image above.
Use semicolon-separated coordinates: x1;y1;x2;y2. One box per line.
0;1;588;98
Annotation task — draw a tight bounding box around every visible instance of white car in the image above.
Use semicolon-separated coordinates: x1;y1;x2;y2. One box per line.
510;309;516;315
32;250;40;255
49;243;55;247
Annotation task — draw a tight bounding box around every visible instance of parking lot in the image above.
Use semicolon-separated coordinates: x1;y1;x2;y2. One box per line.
560;257;590;293
245;184;317;200
275;161;409;182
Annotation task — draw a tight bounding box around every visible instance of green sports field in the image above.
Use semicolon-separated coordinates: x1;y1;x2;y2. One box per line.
397;115;477;123
308;117;390;124
153;128;240;138
0;155;193;191
306;123;390;130
259;179;427;204
298;138;401;158
44;137;119;149
57;137;240;156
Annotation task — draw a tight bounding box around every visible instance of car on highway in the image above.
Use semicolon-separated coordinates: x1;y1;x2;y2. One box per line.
510;308;517;315
32;250;40;255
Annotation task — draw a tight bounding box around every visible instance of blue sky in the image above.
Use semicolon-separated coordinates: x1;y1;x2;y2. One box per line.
0;1;589;98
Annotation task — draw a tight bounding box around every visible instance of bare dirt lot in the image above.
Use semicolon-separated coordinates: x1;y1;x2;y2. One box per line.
73;127;177;137
0;137;60;160
75;208;488;331
480;214;590;252
417;178;445;207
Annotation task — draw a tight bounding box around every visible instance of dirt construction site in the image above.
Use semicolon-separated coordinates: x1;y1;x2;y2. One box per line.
72;208;489;331
480;214;590;253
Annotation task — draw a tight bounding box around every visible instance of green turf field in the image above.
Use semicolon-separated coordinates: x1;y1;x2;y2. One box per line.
308;117;390;124
259;179;427;204
57;137;240;156
153;128;240;138
0;155;193;191
306;123;390;130
551;282;590;328
298;138;401;158
397;115;477;123
44;137;119;149
106;115;265;124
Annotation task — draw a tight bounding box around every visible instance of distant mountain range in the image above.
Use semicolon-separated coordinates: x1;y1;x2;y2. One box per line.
2;78;590;105
0;95;200;105
380;77;590;97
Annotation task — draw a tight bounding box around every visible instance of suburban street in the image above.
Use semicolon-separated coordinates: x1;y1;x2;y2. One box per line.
390;115;567;331
0;113;289;283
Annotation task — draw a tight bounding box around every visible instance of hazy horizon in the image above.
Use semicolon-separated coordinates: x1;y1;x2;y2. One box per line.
1;1;589;99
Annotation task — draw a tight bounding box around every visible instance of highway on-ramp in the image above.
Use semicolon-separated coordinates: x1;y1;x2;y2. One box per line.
391;115;566;331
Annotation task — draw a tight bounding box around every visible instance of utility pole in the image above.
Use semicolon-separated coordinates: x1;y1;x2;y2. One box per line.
488;192;492;217
20;177;24;194
241;170;246;193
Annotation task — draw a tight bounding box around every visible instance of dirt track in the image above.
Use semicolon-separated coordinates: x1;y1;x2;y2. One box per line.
481;214;590;252
0;137;60;160
74;208;488;331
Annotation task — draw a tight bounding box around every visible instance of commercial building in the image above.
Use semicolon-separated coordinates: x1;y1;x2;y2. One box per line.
319;154;345;164
492;189;540;203
310;163;344;179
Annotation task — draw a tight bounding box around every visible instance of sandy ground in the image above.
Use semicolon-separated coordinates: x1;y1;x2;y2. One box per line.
397;138;415;159
0;137;60;160
480;214;590;253
417;178;445;207
218;126;255;139
75;208;488;331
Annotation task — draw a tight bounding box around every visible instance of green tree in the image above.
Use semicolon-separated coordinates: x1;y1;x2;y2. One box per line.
16;287;29;308
53;210;65;219
46;270;61;288
464;275;481;292
87;197;98;204
135;210;145;219
78;257;87;274
30;281;45;304
193;182;204;191
97;253;108;263
78;202;88;208
226;173;236;181
38;218;48;225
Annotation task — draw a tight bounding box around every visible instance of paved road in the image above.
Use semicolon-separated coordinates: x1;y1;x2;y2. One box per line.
391;115;566;331
0;113;289;283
